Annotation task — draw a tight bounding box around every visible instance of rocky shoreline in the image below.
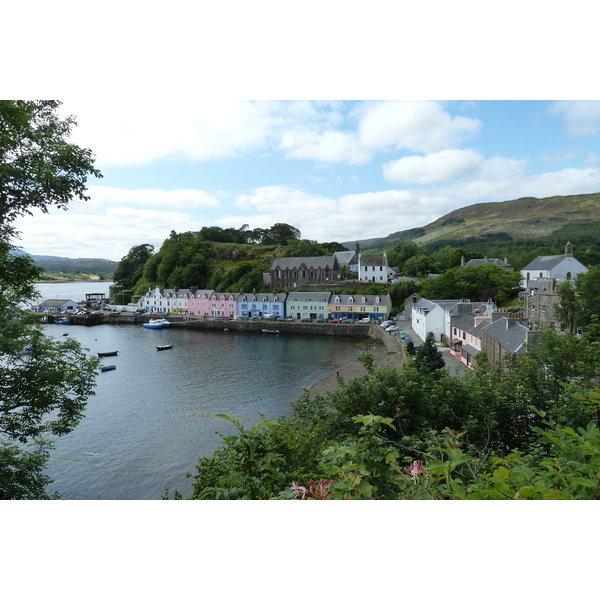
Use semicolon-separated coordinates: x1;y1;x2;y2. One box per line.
306;332;407;396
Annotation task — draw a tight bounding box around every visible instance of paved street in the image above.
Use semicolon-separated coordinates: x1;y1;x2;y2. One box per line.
390;318;469;376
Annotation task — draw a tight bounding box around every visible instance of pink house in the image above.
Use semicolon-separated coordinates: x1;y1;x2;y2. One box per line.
188;289;214;316
207;292;237;318
448;314;491;369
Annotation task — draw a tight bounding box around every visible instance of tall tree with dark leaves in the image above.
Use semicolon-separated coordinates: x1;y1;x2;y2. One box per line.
0;100;102;498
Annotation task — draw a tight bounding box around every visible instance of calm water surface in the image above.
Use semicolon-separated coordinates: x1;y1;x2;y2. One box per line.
36;283;361;500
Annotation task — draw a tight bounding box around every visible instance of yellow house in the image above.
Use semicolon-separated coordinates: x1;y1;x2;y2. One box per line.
328;294;391;322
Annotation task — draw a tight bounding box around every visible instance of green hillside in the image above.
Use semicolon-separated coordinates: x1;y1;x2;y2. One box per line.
354;192;600;252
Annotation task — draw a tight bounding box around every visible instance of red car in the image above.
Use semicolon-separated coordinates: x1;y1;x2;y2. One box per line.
329;318;343;323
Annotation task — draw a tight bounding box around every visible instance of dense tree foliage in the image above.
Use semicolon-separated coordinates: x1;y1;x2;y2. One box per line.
556;267;600;334
418;263;521;303
113;243;155;289
1;100;101;498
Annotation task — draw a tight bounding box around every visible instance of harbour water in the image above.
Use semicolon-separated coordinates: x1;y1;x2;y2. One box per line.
35;282;361;499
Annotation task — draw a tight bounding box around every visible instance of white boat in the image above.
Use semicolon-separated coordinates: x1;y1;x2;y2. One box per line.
143;318;171;329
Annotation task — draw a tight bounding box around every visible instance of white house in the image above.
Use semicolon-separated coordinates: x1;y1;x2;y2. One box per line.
520;242;587;288
358;251;396;283
411;298;456;342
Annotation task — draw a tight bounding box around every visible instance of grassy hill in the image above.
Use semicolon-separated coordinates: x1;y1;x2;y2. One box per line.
352;192;600;252
30;255;118;281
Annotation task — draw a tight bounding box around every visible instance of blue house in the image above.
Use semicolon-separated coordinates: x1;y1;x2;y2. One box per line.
237;292;287;319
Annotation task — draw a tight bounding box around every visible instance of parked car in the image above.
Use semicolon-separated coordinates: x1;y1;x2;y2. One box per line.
276;317;287;322
315;318;328;323
379;320;393;329
385;325;399;332
358;317;371;324
300;317;312;322
329;318;343;323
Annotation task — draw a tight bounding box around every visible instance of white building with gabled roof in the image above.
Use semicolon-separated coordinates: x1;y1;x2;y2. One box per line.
520;242;587;288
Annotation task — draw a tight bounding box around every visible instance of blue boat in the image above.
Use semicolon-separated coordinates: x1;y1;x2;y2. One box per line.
100;365;117;372
143;318;171;329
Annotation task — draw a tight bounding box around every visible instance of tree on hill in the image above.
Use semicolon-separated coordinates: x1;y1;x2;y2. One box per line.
1;100;101;498
113;243;155;289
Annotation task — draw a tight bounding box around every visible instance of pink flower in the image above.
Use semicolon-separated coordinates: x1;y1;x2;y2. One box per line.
292;482;307;500
404;461;424;482
308;479;335;500
292;479;334;499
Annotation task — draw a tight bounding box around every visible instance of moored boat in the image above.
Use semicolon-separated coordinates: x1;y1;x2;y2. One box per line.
98;351;119;357
143;318;171;329
156;344;173;351
100;364;117;372
262;329;281;334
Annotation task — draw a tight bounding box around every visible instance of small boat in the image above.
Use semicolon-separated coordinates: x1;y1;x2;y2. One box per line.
156;345;173;351
143;318;171;329
100;365;117;372
57;319;70;325
98;351;119;357
262;329;281;334
62;333;69;336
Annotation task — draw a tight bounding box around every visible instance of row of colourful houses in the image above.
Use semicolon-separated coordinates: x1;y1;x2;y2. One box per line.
138;288;392;321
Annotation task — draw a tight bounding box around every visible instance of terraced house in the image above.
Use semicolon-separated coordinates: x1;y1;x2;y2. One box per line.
237;292;286;319
328;294;391;321
207;291;237;318
187;289;215;316
285;292;331;321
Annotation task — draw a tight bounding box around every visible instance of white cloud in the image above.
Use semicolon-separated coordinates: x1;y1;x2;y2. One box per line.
383;150;526;185
15;207;203;261
60;100;483;170
88;186;220;209
279;130;371;164
235;185;337;214
383;149;484;184
357;101;482;153
62;100;280;167
550;101;600;138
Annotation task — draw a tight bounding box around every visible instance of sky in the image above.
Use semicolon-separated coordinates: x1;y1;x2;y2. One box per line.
13;99;600;262
6;3;599;265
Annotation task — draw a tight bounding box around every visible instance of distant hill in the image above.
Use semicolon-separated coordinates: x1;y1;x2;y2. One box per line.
349;192;600;251
29;254;118;275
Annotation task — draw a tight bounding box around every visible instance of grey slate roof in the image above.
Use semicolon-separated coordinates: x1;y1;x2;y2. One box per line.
465;258;511;267
334;250;358;265
286;292;332;303
447;301;495;317
452;315;481;336
237;292;287;303
522;255;568;271
481;318;528;353
270;256;338;270
330;294;390;305
37;299;78;307
360;255;387;267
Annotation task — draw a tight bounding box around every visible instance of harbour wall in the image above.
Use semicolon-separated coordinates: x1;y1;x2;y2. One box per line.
44;313;372;338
